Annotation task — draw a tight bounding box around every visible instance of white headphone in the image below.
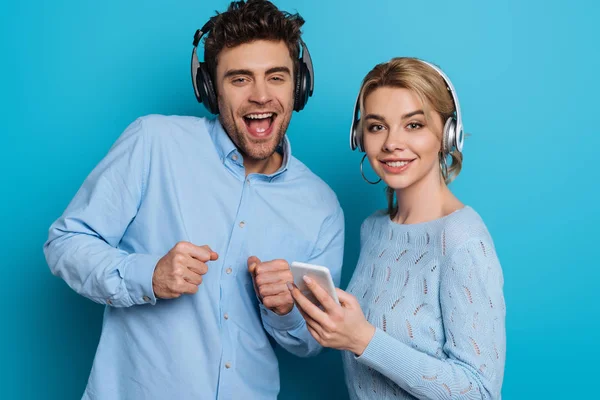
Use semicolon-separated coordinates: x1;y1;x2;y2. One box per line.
349;59;464;155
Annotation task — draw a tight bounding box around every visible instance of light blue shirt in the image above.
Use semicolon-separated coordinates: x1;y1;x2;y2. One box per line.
44;115;345;400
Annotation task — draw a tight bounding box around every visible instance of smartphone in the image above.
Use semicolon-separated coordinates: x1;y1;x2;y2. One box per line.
290;261;340;306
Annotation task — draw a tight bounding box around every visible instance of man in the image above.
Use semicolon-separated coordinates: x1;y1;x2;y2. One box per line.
43;1;344;398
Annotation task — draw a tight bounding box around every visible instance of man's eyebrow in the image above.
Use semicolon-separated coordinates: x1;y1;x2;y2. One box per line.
222;66;291;79
223;69;254;79
265;66;291;75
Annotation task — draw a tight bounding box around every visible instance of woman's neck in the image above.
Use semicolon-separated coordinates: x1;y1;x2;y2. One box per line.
393;172;462;225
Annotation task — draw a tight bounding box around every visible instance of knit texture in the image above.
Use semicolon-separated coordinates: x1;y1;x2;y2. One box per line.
343;207;506;399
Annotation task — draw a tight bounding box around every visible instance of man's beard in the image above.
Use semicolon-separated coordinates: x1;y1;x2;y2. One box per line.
219;110;292;161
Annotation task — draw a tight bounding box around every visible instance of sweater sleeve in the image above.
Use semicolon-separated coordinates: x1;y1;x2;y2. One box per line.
356;238;506;399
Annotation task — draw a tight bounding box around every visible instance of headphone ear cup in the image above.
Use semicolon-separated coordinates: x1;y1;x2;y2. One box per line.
455;125;464;153
442;117;456;154
356;120;364;152
197;63;219;114
293;63;309;112
351;119;364;152
192;65;202;103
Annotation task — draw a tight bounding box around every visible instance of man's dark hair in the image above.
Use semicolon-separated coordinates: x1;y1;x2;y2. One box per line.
204;0;305;80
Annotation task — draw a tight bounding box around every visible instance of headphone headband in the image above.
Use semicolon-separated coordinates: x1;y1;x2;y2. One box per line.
419;60;463;153
193;18;216;47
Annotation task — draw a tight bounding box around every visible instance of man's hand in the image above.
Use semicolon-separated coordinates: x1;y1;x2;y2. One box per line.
248;256;294;315
152;242;218;299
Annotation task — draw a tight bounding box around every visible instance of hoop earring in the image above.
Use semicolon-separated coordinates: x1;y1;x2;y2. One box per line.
360;154;381;185
439;152;449;181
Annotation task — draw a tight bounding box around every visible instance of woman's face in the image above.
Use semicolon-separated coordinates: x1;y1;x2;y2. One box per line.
362;87;444;191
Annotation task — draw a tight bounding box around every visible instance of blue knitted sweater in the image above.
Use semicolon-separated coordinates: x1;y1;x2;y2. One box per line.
343;207;506;399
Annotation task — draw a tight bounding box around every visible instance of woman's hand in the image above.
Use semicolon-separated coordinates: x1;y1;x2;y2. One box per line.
287;276;376;356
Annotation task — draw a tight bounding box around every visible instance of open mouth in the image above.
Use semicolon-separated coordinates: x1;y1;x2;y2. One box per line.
243;112;276;138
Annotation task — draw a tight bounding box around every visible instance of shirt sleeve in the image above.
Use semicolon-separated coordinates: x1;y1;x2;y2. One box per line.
260;204;345;357
43;118;162;307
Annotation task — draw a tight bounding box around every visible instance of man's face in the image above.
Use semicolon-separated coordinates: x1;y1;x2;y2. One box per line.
215;40;295;161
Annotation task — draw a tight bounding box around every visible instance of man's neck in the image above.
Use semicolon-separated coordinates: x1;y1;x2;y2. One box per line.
244;151;283;176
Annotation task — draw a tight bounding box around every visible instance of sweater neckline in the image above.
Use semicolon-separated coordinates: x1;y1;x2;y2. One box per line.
385;206;471;232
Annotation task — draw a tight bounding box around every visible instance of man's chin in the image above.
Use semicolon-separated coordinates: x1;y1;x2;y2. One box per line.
245;131;277;144
240;124;283;157
242;138;281;161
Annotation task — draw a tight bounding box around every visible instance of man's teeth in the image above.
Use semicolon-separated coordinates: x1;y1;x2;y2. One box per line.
386;161;410;167
246;112;273;119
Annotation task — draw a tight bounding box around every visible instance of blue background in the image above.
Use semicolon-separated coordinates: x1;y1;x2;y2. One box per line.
2;0;598;398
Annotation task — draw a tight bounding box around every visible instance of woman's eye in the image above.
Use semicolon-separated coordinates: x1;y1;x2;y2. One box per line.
368;124;385;132
407;122;423;130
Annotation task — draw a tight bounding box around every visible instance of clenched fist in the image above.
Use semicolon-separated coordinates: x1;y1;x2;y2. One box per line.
153;242;218;299
248;256;294;315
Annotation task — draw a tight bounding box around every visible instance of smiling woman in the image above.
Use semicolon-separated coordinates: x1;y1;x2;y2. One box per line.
363;87;447;191
357;59;464;217
290;57;506;399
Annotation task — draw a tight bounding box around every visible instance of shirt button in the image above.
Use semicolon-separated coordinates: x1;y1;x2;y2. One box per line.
225;362;231;369
226;268;232;274
232;154;238;161
239;221;245;228
143;296;151;302
224;313;229;320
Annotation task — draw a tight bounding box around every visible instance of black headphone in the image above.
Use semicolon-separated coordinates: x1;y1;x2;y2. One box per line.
191;17;314;114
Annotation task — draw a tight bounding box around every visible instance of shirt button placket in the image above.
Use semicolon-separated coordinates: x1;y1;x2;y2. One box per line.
218;172;250;398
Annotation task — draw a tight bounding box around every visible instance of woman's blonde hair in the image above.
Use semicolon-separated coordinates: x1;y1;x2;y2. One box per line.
357;57;463;216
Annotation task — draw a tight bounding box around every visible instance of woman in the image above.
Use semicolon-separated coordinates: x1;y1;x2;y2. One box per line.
288;58;506;399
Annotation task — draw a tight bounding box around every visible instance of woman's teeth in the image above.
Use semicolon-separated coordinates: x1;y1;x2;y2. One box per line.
386;161;410;167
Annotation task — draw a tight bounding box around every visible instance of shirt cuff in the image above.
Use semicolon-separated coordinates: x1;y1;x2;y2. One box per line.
259;303;305;331
122;253;162;306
